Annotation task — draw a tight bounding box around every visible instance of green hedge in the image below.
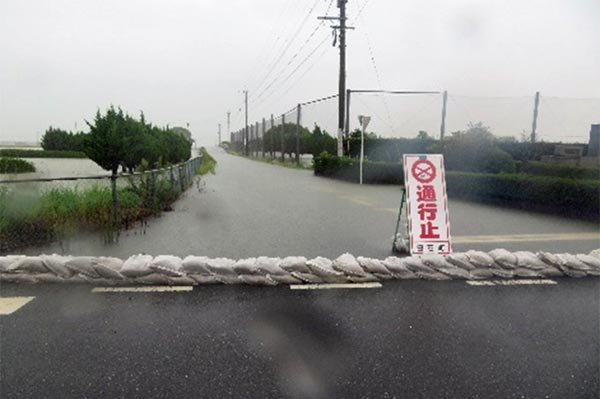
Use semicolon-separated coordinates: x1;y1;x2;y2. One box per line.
516;161;599;180
0;149;87;158
313;152;599;218
445;172;599;218
0;157;36;173
313;151;404;184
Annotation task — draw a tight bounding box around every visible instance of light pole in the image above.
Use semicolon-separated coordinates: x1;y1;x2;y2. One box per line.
358;115;371;185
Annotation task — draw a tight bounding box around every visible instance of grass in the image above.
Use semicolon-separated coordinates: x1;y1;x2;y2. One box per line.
225;148;312;170
0;157;36;173
0;152;212;252
0;149;87;158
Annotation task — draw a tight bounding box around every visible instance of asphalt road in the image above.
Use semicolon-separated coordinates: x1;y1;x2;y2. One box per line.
20;147;599;259
1;278;598;398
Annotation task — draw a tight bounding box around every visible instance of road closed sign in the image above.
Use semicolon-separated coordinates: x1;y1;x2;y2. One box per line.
403;154;452;254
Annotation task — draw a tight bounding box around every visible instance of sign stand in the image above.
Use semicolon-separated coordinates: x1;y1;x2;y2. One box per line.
391;188;410;254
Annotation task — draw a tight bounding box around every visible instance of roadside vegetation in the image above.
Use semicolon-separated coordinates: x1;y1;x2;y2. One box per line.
0;106;207;252
0;158;36;173
312;122;599;219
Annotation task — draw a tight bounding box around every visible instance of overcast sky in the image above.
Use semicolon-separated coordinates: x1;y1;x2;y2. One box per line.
1;0;599;144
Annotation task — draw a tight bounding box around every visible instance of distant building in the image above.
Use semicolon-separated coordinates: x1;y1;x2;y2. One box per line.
540;124;600;168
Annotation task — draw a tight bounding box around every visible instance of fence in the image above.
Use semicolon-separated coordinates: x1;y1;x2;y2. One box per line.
0;157;202;252
229;91;600;163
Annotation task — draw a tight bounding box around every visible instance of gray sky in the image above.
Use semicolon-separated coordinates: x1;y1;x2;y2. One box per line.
1;0;599;144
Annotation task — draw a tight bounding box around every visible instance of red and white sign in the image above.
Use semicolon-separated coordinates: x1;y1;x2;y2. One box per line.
403;154;452;255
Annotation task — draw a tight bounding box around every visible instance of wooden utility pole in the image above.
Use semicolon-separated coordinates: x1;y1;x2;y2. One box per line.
270;114;275;159
226;111;231;142
281;114;286;163
255;122;260;157
244;90;249;155
296;104;301;165
531;91;540;143
440;90;448;142
218;123;221;145
262;118;266;158
319;1;352;157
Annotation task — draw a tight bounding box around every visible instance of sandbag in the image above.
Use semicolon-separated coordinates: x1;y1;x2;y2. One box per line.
489;249;518;269
168;276;197;286
120;254;154;277
0;256;24;272
382;257;417;279
556;253;591;271
537;267;564;278
269;274;303;284
513;268;540;278
466;250;495;268
234;258;258;274
182;256;211;275
290;272;325;283
470;268;494;279
150;255;184;277
188;274;219;284
332;253;365;276
447;253;475;270
65;257;101;278
256;257;285;275
206;258;237;276
403;257;436;274
348;273;379;283
515;251;550;270
238;274;278;286
357;256;391;275
306;257;344;277
8;256;48;274
416;271;451;280
93;257;124;280
135;273;172;285
489;267;514;279
420;254;456;272
280;256;310;273
576;254;600;270
438;267;472;279
42;254;73;278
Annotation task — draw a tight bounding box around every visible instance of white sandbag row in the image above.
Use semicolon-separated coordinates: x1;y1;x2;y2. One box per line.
0;249;599;285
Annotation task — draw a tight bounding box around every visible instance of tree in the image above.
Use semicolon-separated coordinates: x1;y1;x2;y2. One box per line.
84;106;129;174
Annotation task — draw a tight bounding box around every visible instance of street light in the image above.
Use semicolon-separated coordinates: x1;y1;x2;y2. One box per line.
358;115;371;185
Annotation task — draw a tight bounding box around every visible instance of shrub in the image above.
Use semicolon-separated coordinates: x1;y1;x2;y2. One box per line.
0;157;36;173
517;161;599;180
312;153;599;219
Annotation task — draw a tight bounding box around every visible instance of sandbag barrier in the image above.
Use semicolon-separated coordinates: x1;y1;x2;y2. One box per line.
0;250;599;286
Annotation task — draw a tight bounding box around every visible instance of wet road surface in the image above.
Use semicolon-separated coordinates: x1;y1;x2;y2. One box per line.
20;147;600;259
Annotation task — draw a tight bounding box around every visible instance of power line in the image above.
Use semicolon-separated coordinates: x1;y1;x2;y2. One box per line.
249;0;322;102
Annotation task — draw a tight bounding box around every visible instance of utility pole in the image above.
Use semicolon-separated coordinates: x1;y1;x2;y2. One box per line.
319;0;353;157
280;114;286;163
270;114;275;159
244;90;249;155
296;104;301;165
440;90;448;142
218;124;221;146
262;118;266;158
226;111;231;142
531;91;540;143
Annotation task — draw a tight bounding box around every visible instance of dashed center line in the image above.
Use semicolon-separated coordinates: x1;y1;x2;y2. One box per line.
290;282;382;290
92;286;194;293
0;297;35;315
467;279;557;286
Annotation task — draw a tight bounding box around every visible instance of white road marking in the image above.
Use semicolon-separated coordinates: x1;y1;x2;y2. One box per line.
467;279;557;286
92;286;194;293
290;282;382;290
0;297;35;315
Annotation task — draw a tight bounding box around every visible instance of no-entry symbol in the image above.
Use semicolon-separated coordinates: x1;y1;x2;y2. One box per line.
411;159;436;183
